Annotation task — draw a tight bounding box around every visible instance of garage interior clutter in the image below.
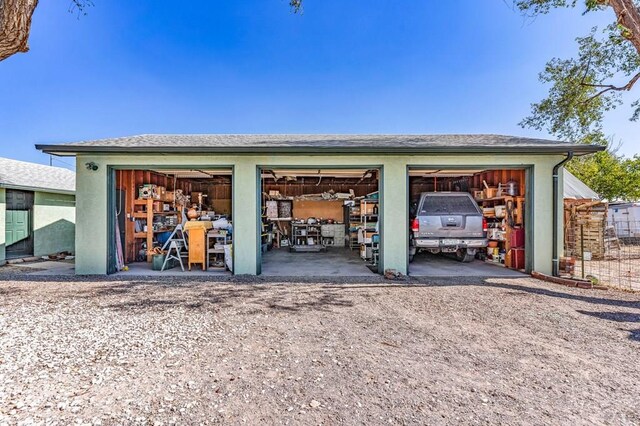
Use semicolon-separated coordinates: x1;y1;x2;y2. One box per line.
113;167;527;275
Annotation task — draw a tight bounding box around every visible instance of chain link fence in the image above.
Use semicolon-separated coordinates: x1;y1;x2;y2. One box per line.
563;217;640;291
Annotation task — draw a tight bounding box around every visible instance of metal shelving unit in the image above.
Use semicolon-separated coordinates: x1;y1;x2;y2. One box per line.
207;230;231;270
290;223;326;252
358;199;379;260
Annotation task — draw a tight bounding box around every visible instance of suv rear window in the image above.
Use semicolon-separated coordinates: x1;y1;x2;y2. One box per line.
418;194;479;215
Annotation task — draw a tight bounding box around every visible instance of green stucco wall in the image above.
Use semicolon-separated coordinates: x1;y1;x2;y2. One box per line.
74;153;566;276
0;188;75;263
33;191;76;256
0;188;6;265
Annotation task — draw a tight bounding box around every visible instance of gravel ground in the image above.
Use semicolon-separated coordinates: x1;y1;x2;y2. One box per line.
0;275;639;425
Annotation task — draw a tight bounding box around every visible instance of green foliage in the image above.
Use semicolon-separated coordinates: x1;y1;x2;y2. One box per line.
516;0;611;15
517;1;640;201
520;25;640;142
566;150;640;200
290;0;303;13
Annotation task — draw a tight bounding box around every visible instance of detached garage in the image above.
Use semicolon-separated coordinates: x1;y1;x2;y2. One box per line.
36;134;603;277
0;157;76;266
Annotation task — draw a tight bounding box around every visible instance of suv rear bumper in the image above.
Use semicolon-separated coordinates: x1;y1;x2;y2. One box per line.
413;238;488;249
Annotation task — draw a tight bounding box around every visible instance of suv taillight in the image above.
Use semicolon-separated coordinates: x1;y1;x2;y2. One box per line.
411;218;419;233
482;217;488;233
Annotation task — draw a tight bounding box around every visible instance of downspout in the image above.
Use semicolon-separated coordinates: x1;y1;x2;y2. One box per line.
552;151;574;276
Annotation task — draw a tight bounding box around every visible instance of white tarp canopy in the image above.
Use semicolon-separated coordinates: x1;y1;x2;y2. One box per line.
564;170;599;200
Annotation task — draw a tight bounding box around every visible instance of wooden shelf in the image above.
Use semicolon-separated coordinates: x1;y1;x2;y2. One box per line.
476;196;513;203
132;198;177;262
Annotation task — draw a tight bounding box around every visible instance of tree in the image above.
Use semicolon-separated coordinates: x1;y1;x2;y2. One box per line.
0;0;95;61
517;1;640;144
516;1;640;200
567;148;640;200
0;0;39;61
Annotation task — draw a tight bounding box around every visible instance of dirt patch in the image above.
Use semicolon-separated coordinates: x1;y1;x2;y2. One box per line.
0;277;639;424
0;263;45;275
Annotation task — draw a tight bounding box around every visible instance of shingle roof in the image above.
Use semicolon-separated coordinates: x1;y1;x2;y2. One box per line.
0;157;75;194
36;134;604;155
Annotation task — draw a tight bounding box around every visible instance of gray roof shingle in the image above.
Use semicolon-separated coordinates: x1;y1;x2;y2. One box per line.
36;133;604;155
0;157;75;194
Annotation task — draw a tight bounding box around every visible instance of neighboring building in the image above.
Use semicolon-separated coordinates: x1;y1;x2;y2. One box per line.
608;202;640;239
0;158;76;265
36;134;603;276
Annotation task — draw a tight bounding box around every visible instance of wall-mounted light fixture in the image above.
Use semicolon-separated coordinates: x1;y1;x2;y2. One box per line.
85;162;99;171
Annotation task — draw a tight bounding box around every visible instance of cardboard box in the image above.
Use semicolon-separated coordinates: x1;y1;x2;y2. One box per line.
265;200;278;219
164;191;175;202
361;202;377;215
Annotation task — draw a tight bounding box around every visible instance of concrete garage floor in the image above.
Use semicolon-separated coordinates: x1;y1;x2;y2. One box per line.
409;252;525;277
261;247;377;276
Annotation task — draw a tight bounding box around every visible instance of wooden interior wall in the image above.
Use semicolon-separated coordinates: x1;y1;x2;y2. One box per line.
410;176;474;200
409;169;526;200
115;170;137;263
262;179;377;198
471;169;526;197
292;200;345;221
185;180;232;214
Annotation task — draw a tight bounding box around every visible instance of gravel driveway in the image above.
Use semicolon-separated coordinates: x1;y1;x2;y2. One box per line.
0;275;639;425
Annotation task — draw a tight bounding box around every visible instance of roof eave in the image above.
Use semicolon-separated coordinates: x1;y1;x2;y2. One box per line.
0;183;75;195
35;144;606;156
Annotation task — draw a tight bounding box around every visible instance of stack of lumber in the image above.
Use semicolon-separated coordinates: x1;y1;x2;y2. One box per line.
564;200;619;260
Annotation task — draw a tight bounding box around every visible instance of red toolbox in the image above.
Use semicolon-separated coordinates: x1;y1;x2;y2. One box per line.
510;248;525;269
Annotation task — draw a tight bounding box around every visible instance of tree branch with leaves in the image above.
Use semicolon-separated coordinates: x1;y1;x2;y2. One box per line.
518;0;640;141
518;0;640;200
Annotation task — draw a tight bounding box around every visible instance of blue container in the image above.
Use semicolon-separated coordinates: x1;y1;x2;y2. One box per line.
157;231;172;246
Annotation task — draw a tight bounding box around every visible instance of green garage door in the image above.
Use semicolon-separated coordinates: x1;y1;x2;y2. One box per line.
6;190;34;258
6;210;30;246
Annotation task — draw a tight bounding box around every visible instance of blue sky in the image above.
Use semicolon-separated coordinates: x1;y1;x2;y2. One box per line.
0;0;638;169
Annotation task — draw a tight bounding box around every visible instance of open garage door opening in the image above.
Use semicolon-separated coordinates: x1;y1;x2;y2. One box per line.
408;168;529;277
260;168;380;276
111;168;233;275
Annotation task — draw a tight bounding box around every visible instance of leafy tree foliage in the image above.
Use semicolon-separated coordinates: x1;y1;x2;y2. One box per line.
567;148;640;200
290;0;303;13
517;0;640;200
520;25;640;143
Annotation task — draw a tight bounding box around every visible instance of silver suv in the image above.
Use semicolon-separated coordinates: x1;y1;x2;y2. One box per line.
410;192;488;262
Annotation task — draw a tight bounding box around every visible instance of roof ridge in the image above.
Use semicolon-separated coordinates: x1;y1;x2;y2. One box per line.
0;156;75;173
